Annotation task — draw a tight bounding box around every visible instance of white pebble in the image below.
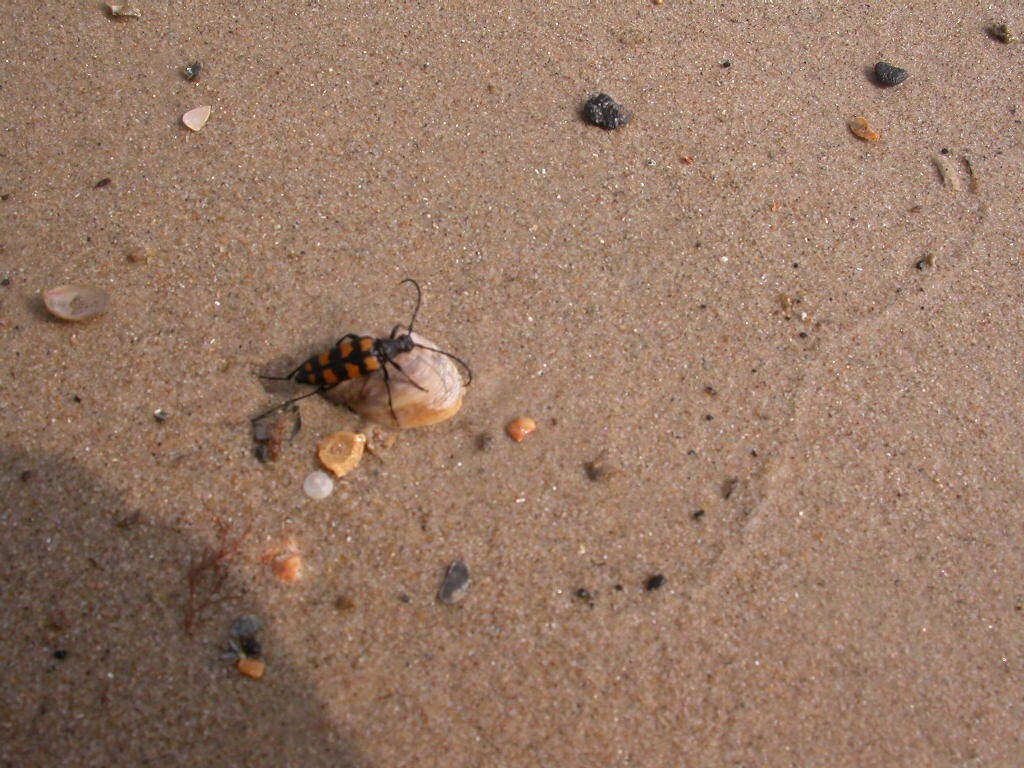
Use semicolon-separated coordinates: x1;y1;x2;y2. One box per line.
303;470;334;500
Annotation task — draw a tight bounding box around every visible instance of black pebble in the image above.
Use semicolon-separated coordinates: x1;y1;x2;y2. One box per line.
53;649;68;660
183;61;201;82
692;509;706;520
582;93;631;130
574;588;592;601
94;178;111;188
874;61;909;87
644;574;666;591
721;60;731;68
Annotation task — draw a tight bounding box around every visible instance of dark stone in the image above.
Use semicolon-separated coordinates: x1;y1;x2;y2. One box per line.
183;61;202;81
644;574;665;591
692;509;706;520
438;559;470;604
874;61;909;86
582;93;631;130
238;636;261;657
53;649;68;660
574;588;592;601
94;178;111;188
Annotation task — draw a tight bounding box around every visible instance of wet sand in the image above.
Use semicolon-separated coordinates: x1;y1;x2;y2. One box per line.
1;1;1023;765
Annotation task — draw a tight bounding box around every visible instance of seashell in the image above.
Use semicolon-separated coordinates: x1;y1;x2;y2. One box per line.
43;284;109;321
325;332;466;429
182;105;212;132
303;470;334;500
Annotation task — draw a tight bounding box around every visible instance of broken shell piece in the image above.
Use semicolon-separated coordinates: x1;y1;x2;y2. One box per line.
43;285;109;321
848;117;881;142
106;3;141;18
236;657;265;679
317;431;366;477
506;417;537;442
272;553;303;583
182;105;212;132
325;332;466;429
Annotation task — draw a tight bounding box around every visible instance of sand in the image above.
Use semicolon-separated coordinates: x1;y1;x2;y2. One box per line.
1;1;1022;765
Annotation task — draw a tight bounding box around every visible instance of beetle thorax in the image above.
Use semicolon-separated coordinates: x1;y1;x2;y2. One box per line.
375;334;415;362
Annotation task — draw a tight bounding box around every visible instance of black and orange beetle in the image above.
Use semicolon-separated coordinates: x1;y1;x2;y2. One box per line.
256;279;472;422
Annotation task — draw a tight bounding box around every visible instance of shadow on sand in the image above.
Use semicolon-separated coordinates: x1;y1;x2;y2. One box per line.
0;445;365;767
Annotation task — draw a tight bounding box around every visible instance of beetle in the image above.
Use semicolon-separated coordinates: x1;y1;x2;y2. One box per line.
255;279;472;423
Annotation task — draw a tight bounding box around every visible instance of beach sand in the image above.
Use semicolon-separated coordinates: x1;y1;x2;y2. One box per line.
1;1;1022;765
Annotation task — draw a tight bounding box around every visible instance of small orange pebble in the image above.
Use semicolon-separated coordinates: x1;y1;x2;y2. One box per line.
848;117;881;142
272;553;303;583
680;155;695;164
506;417;537;442
237;657;265;679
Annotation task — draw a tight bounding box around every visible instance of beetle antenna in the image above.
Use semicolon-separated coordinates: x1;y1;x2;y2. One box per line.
399;278;422;333
411;343;474;385
251;387;326;423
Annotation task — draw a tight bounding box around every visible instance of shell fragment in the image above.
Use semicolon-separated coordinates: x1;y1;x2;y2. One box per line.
182;105;212;132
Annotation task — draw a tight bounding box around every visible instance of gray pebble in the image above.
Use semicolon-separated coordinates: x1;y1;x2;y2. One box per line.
874;61;909;86
437;559;470;604
582;93;631;130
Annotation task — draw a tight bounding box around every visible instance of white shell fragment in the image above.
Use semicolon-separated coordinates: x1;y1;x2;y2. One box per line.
43;285;109;321
303;470;334;500
325;332;466;429
106;3;141;18
182;105;212;132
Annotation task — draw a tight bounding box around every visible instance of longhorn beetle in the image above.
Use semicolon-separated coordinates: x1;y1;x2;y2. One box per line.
255;279;472;423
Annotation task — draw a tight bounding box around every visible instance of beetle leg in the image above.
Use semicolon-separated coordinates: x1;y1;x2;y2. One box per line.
388;359;428;392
